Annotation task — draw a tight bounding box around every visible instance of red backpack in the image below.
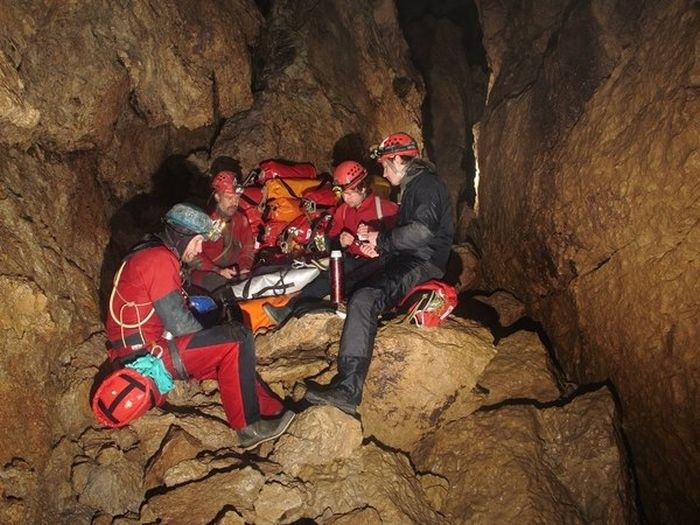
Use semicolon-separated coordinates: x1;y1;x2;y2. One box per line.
238;186;265;239
397;280;458;328
257;160;317;182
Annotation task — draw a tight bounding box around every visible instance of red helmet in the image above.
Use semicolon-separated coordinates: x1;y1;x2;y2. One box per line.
92;368;164;428
333;161;368;191
211;171;241;194
371;132;420;162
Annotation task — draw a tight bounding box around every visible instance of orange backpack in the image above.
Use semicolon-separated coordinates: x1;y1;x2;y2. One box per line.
239;294;296;333
264;178;321;201
266;197;304;223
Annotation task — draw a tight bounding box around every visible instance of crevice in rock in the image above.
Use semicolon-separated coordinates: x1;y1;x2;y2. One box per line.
395;0;488;235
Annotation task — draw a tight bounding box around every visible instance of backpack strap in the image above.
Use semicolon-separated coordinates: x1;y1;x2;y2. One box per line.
374;195;383;221
276;177;300;199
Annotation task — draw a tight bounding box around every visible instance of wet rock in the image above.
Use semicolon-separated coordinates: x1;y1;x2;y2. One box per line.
360;318;496;452
413;388;636;523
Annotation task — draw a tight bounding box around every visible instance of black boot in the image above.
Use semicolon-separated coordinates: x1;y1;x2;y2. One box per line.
305;357;370;415
263;302;294;325
236;410;296;450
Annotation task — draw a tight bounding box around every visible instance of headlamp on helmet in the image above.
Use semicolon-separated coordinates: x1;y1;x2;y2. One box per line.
211;171;242;195
370;132;420;162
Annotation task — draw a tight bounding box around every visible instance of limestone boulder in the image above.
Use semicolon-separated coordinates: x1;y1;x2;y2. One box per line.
476;330;561;404
472;289;527;328
141;466;266;524
413;388;637;524
258;408;448;525
359;318;496;452
254;312;345;397
143;426;206;491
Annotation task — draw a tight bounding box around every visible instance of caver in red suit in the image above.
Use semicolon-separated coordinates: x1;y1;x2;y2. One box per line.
105;203;294;449
189;171;256;294
328;189;399;258
263;161;399;325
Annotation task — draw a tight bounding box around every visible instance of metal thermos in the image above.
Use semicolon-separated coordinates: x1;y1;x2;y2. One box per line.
330;250;344;304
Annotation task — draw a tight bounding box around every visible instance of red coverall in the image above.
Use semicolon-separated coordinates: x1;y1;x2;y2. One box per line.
189;210;255;291
106;242;281;429
328;193;399;257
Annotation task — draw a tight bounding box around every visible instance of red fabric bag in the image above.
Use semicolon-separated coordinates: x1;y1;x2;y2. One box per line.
259;220;289;248
258;160;317;182
397;280;458;328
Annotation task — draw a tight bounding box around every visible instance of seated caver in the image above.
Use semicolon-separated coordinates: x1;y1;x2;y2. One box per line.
188;171;255;296
304;132;454;416
95;203;295;450
263;160;398;324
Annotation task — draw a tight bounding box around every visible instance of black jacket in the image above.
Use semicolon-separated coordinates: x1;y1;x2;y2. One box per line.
376;158;454;271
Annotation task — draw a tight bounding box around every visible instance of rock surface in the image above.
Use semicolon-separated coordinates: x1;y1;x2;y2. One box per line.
474;0;699;520
211;0;425;174
0;2;424;522
413;388;636;524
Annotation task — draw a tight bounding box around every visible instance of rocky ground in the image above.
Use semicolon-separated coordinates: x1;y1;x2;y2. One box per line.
50;295;637;524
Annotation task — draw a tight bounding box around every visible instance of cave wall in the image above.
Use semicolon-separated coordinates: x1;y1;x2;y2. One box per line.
0;1;424;522
0;2;263;521
474;0;699;521
211;0;424;173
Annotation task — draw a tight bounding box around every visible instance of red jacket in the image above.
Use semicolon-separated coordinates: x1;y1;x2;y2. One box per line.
106;243;201;353
328;193;398;257
189;210;255;286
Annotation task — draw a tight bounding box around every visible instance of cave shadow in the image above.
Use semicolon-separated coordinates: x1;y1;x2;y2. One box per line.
331;132;372;168
98;153;235;324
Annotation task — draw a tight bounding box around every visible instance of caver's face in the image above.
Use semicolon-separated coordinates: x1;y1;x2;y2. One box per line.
342;187;366;208
182;235;204;263
215;191;240;218
381;157;406;186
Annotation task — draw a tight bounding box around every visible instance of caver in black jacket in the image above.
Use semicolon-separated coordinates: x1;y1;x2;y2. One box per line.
375;158;453;272
338;158;454;365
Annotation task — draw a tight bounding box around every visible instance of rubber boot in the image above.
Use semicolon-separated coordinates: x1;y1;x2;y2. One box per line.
305;357;370;415
236;410;296;450
263;302;294;325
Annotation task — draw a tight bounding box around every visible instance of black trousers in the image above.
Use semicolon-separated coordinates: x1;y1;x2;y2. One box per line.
338;255;444;360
